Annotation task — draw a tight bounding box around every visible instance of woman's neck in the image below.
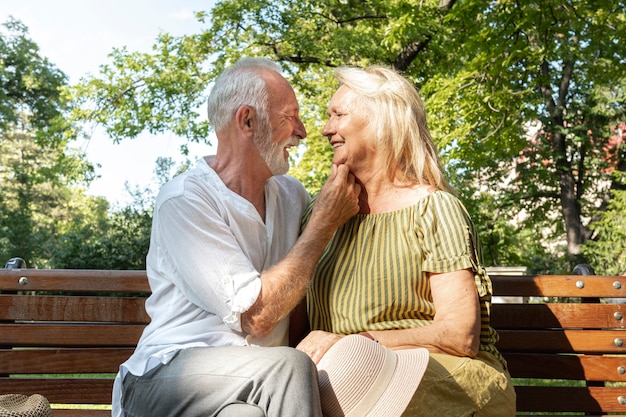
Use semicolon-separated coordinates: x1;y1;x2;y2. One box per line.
357;174;435;214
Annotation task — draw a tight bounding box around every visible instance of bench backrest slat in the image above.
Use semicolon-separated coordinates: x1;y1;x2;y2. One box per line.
0;378;113;404
504;352;626;381
491;274;626;298
0;348;135;374
0;269;150;292
0;323;145;347
515;385;626;413
0;294;150;323
497;329;626;354
492;303;626;329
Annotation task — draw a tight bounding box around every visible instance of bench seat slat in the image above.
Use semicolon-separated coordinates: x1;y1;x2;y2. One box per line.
0;377;113;404
515;385;626;413
504;352;626;381
0;324;144;347
0;294;150;323
491;274;626;298
0;348;134;374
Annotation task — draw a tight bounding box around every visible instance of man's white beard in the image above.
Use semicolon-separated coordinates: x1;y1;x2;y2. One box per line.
254;129;291;176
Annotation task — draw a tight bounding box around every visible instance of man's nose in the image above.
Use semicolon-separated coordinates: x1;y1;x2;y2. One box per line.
294;117;307;139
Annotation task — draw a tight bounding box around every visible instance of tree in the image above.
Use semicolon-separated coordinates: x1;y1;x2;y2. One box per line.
0;17;70;143
412;1;626;269
0;18;155;269
582;123;626;275
68;32;214;153
583;188;626;276
48;156;191;269
0;18;93;267
49;195;152;270
68;0;626;272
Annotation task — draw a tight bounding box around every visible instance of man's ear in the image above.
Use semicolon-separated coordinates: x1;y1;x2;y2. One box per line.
235;106;254;132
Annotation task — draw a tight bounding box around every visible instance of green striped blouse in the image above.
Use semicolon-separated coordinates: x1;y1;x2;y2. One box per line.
305;190;505;367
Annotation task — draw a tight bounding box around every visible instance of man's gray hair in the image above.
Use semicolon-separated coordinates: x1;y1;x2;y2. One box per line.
207;58;281;133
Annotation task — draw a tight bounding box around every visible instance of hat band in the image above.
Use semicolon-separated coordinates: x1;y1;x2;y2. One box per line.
346;346;397;417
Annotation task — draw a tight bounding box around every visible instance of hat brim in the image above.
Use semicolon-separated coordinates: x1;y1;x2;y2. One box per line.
317;335;430;417
364;346;429;417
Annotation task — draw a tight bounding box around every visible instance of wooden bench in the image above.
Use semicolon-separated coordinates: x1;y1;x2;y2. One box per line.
1;269;626;416
0;269;150;417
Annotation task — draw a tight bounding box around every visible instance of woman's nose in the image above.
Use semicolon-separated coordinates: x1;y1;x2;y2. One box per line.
322;120;333;138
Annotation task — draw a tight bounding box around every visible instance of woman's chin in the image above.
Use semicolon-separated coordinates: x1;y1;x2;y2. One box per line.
332;154;347;166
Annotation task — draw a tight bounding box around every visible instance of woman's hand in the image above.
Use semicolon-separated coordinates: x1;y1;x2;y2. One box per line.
296;330;343;364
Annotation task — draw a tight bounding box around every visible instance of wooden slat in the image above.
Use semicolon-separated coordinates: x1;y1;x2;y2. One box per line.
0;324;145;347
53;411;111;417
0;294;149;323
0;269;150;293
0;348;134;374
0;378;113;404
491;274;626;298
492;303;626;329
496;329;626;354
515;385;626;413
503;352;626;381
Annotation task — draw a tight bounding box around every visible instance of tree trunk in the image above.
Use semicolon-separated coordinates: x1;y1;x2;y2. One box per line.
539;58;590;267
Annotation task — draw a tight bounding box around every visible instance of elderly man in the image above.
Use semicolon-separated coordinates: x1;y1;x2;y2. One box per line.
112;57;360;417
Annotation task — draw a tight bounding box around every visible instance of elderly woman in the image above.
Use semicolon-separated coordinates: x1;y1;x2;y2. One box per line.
293;65;516;416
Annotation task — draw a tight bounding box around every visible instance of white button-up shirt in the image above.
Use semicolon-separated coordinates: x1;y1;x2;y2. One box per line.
112;158;310;416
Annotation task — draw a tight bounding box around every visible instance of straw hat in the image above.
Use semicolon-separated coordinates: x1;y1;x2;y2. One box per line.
317;335;429;417
0;394;52;417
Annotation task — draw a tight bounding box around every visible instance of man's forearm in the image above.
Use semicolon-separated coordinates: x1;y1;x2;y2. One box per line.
241;220;336;337
242;164;360;338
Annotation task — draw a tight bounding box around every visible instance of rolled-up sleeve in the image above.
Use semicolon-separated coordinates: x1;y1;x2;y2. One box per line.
154;179;266;331
222;271;261;330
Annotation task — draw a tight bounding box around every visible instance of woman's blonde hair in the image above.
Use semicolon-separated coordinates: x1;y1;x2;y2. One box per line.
334;65;452;192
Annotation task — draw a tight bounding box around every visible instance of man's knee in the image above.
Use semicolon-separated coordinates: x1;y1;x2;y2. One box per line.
217;403;265;417
272;347;316;374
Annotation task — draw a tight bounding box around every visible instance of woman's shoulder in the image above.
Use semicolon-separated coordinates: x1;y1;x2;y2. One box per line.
418;189;472;219
425;189;463;205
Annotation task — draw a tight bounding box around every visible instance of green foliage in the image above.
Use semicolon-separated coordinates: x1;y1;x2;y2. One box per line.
50;156;192;270
0;18;154;270
50;202;152;270
67;30;214;150
0;18;70;145
583;186;626;276
65;0;626;272
0;128;93;267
